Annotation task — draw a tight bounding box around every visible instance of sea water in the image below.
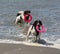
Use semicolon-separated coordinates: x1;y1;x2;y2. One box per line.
0;0;60;45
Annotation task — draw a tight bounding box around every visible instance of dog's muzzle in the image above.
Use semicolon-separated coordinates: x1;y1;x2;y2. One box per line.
17;20;22;24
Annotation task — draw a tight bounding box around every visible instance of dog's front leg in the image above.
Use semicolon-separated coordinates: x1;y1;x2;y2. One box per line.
26;31;31;41
26;25;32;41
38;33;41;40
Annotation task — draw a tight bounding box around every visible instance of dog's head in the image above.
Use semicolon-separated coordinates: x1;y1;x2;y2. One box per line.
33;20;42;27
33;20;42;35
24;10;31;21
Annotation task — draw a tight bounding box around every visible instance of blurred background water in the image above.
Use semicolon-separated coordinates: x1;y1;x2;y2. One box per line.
0;0;60;44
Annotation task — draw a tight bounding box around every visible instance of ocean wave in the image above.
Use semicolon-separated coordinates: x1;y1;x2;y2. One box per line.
0;39;60;49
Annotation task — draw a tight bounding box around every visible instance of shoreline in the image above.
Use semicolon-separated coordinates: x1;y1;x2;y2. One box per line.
0;39;60;49
0;40;60;49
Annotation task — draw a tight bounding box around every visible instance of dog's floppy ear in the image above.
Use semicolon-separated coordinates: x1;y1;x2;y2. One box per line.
16;13;21;16
24;10;31;14
39;20;42;25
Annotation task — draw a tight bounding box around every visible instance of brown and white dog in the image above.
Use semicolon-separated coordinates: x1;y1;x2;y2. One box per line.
15;10;31;25
26;20;43;42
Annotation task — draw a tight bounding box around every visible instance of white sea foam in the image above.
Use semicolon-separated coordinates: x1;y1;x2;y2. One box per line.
0;39;60;49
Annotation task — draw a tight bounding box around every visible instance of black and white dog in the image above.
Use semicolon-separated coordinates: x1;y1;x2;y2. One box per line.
15;10;31;25
26;20;43;42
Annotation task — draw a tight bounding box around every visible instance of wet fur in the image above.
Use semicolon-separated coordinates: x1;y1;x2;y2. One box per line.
26;20;42;42
15;10;31;25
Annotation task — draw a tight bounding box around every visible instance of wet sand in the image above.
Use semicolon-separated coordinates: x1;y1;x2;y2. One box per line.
0;43;60;54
